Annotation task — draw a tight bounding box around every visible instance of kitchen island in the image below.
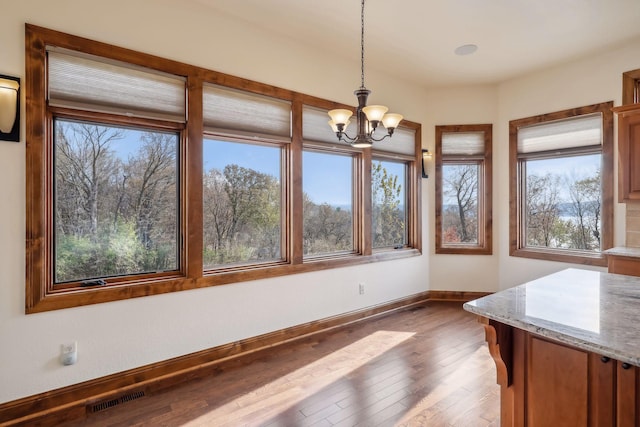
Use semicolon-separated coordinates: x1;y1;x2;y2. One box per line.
464;268;640;427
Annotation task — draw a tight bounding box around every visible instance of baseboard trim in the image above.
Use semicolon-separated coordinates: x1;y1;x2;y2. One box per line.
0;290;486;425
428;290;491;302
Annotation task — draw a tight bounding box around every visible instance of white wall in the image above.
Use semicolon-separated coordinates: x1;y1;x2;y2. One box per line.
2;0;640;405
428;39;640;293
495;40;640;290
425;85;500;292
0;0;434;404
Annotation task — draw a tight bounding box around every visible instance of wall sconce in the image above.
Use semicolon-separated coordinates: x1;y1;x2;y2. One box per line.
421;149;433;178
0;75;20;142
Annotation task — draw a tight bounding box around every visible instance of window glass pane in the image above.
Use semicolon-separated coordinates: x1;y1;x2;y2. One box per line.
54;119;178;283
442;163;479;244
203;139;282;268
372;160;407;248
524;154;601;251
303;151;353;256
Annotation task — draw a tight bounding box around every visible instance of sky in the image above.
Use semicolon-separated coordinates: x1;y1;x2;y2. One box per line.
61;120;406;207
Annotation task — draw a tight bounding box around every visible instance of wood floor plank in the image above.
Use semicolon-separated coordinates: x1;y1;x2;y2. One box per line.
64;301;499;426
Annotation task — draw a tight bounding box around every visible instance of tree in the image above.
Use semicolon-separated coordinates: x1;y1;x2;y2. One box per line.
203;168;233;256
442;164;478;243
302;194;352;255
54;122;179;282
55;122;122;240
567;171;601;250
203;164;280;265
372;161;404;247
526;173;561;247
122;132;177;269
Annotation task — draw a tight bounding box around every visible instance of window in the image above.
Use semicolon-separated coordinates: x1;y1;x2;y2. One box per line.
370;127;417;251
203;139;283;268
509;102;613;265
54;119;179;284
372;159;407;249
302;106;359;257
46;46;186;292
435;124;492;254
25;24;422;312
303;150;354;257
201;84;290;269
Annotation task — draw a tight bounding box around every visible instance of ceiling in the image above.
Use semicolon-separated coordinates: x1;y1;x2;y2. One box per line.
188;0;640;89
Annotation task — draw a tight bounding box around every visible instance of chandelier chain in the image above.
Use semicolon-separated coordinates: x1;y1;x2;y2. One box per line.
326;0;402;147
360;0;365;90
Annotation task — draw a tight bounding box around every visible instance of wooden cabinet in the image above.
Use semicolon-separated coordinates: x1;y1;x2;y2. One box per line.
605;247;640;277
617;361;640;427
526;337;590;426
607;254;640;277
614;104;640;203
484;319;638;426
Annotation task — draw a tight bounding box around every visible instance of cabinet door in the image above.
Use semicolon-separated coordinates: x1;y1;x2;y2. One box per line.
617;108;640;202
589;354;616;426
527;337;589;427
617;362;640;427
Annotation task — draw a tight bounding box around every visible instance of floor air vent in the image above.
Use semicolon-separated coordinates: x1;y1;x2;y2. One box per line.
89;390;146;413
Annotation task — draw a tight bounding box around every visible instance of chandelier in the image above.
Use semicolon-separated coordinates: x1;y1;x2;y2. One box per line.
327;0;403;148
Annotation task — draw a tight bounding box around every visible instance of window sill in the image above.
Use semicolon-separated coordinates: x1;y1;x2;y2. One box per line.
28;248;423;313
510;247;607;267
436;246;492;255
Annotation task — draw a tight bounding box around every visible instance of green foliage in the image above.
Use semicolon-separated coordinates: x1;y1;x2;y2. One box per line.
55;220;170;282
54;121;178;283
525;169;601;252
372;161;405;248
303;200;352;255
202;163;281;267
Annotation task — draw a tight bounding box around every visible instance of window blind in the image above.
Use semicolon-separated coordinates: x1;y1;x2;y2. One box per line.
376;127;415;156
303;105;415;155
203;84;291;141
47;47;186;122
442;132;485;156
303;105;356;144
517;113;602;154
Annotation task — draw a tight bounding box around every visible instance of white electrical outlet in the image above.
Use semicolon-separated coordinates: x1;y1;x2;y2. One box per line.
359;283;365;295
60;341;78;366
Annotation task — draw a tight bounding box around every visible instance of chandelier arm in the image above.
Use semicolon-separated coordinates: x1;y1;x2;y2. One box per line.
337;131;357;143
369;133;392;143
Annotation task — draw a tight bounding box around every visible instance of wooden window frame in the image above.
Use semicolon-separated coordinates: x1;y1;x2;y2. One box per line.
300;143;361;259
622;69;640;105
25;24;422;313
371;153;416;251
508;102;614;266
201;134;290;272
435;124;493;255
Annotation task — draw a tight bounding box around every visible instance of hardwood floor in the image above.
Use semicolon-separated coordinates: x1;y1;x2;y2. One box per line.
67;301;499;426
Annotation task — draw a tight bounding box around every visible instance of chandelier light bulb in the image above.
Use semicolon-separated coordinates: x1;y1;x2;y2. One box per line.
381;113;403;130
327;109;353;126
328;119;351;133
362;105;388;122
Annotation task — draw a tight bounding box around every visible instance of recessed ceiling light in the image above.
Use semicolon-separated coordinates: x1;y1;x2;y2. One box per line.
455;44;478;56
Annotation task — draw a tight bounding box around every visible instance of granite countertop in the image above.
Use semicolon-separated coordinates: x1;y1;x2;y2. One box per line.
464;268;640;366
603;246;640;258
